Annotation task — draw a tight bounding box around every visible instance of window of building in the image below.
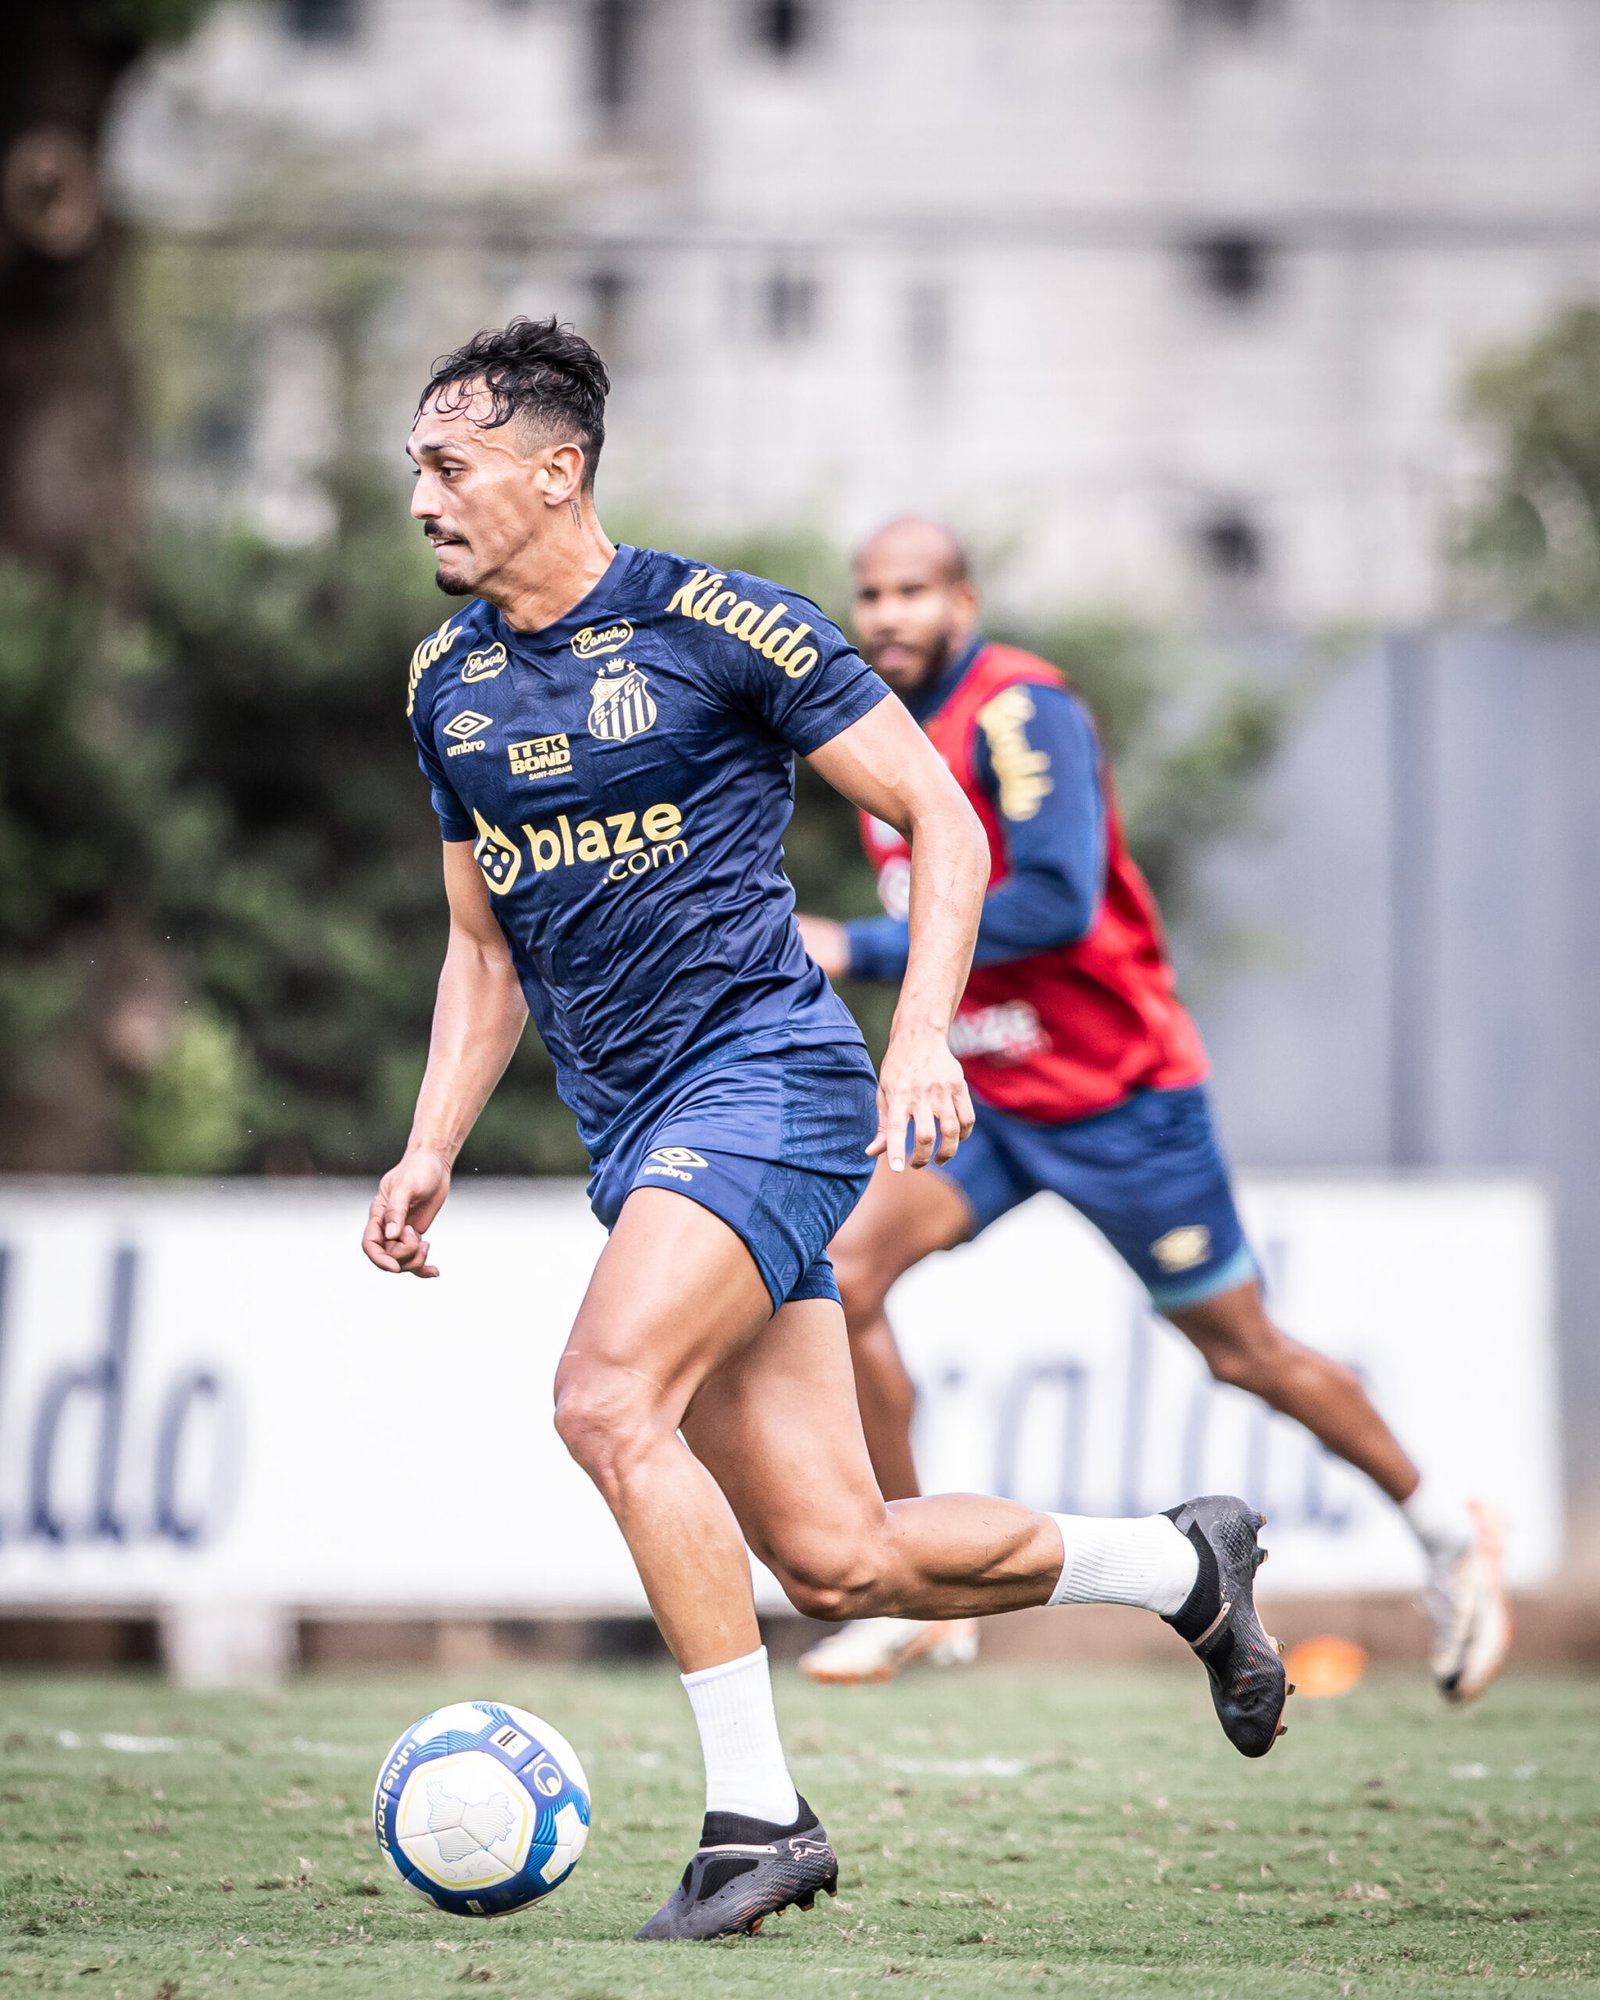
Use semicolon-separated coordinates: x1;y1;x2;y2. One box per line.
1187;230;1275;305
1197;507;1266;580
906;282;949;376
593;0;639;117
1177;0;1278;28
283;0;359;40
763;269;817;342
587;269;629;356
752;0;813;56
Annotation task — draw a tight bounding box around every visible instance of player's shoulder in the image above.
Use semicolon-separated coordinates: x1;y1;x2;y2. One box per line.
405;599;498;720
635;545;845;679
972;643;1092;734
974;641;1073;698
972;646;1099;794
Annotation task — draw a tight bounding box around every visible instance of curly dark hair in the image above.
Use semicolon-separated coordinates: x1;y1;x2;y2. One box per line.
418;316;611;487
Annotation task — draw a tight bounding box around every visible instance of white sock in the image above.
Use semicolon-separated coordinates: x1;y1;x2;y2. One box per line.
1047;1512;1199;1617
681;1645;799;1826
1401;1482;1474;1567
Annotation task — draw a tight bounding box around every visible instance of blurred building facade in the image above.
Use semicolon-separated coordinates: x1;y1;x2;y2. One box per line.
112;0;1600;623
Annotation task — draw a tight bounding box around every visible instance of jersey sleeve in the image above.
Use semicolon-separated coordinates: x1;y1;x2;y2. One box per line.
410;706;475;842
968;683;1105;964
693;571;891;755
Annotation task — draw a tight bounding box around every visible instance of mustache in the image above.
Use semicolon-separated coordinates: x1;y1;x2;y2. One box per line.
421;520;464;545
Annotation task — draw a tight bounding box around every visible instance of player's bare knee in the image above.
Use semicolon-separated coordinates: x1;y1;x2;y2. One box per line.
552;1363;663;1492
830;1240;889;1331
1195;1322;1289;1393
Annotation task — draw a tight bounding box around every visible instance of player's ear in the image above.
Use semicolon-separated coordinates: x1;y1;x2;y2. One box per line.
540;441;587;507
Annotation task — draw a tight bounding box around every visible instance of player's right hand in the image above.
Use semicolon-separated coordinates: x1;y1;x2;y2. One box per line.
362;1149;452;1277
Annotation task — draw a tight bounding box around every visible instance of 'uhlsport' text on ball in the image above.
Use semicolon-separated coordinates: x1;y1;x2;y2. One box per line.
372;1700;590;1916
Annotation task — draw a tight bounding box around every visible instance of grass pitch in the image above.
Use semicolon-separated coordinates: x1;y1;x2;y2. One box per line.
1;1662;1596;1999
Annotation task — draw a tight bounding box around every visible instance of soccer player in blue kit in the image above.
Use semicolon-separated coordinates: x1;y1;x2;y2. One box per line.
363;318;1291;1943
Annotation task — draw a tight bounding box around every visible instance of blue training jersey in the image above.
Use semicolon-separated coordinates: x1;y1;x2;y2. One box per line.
407;544;890;1159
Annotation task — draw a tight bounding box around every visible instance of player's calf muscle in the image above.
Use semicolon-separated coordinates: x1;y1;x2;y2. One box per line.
761;1495;1056;1623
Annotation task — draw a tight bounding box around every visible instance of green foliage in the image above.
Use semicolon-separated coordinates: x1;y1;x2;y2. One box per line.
88;0;217;50
0;509;1291;1176
1454;302;1600;621
0;567;190;1157
140;478;587;1176
120;1003;257;1173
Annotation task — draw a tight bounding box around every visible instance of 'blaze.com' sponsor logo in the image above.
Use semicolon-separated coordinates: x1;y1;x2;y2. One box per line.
472;801;688;895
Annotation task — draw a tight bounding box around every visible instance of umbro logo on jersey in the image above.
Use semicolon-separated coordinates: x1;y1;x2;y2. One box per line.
588;662;657;743
461;642;508;683
642;1145;708;1183
443;708;492;757
572;619;633;660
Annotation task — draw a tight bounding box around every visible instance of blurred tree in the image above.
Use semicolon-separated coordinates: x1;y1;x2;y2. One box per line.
0;566;180;1164
1454;302;1600;621
0;1;215;586
1;502;1289;1176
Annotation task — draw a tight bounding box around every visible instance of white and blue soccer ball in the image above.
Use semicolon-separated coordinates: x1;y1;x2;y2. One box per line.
372;1700;590;1917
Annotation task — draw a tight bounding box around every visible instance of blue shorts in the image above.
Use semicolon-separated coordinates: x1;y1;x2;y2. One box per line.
936;1084;1258;1309
587;1045;878;1313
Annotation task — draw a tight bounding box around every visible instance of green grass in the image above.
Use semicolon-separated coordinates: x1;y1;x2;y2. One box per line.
1;1664;1596;1999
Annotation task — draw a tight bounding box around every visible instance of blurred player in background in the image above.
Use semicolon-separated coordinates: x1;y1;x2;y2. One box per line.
796;518;1509;1702
364;324;1292;1943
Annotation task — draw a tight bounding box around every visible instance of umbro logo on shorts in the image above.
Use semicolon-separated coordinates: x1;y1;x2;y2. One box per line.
642;1146;708;1184
1152;1224;1211;1273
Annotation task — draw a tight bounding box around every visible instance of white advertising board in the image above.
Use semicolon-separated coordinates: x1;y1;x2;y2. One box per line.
0;1176;1562;1609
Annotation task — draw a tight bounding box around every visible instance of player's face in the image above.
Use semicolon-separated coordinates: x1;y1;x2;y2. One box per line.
406;386;559;597
851;545;977;696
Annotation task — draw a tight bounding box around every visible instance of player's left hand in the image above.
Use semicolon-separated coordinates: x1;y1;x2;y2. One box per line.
870;1023;975;1171
796;913;849;979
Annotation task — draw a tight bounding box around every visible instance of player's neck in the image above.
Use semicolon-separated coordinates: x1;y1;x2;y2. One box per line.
488;509;619;634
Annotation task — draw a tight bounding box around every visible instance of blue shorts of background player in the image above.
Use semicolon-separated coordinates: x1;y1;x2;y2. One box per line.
935;1083;1258;1308
588;1045;879;1312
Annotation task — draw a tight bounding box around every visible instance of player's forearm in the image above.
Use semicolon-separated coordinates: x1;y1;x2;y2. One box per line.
406;931;527;1165
845;859;1098;982
893;790;988;1034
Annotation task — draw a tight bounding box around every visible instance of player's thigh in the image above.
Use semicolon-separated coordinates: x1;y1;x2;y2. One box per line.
681;1296;887;1590
558;1186;774;1426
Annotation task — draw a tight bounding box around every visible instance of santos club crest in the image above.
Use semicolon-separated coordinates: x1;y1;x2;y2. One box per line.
587;660;657;743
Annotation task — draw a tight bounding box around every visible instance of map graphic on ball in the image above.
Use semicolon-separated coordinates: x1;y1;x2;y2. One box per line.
372;1700;590;1916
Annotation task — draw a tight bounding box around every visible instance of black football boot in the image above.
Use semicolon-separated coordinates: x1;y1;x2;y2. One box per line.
1162;1494;1294;1758
634;1797;838;1941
